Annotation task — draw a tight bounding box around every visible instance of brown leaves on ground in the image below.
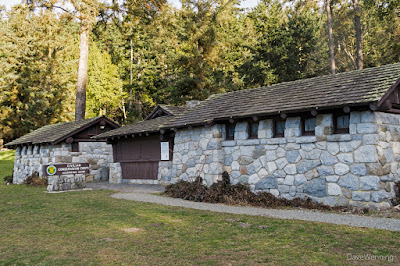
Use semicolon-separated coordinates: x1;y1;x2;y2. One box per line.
164;177;340;212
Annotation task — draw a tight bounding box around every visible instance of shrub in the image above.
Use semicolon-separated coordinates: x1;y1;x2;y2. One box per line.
165;172;339;211
24;171;48;187
3;175;13;184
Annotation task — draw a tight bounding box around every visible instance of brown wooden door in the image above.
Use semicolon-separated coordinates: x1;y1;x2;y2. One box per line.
114;135;160;180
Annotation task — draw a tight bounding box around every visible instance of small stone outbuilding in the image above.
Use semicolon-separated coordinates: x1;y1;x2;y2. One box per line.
97;63;400;210
5;116;119;191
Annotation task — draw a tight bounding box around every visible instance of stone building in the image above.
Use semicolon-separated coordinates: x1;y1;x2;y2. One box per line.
97;63;400;209
5;116;119;191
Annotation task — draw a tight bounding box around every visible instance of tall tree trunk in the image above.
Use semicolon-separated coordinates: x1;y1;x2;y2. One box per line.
129;37;133;109
353;0;363;70
136;54;142;118
325;0;336;74
75;27;89;121
120;86;127;119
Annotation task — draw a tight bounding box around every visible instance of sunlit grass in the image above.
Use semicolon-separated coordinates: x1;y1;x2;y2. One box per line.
0;150;15;180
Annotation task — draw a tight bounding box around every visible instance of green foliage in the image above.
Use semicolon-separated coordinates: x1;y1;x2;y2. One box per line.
1;0;400;138
332;0;400;71
0;5;78;142
86;42;125;121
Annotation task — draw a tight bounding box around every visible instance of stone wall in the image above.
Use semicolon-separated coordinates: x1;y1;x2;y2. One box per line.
166;125;225;185
167;111;400;209
12;141;113;191
109;162;122;184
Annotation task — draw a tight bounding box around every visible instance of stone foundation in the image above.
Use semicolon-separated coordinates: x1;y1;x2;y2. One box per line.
47;174;86;191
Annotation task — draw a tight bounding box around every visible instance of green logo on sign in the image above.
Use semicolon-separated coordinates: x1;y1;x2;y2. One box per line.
46;165;57;176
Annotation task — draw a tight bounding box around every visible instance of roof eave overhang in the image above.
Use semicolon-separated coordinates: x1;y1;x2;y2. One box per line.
160;102;376;131
375;77;400;112
52;116;120;145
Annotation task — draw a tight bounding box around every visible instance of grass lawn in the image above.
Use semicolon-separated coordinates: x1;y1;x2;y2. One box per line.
0;150;15;180
0;151;399;265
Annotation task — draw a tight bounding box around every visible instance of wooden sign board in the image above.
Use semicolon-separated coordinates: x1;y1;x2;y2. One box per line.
43;163;89;176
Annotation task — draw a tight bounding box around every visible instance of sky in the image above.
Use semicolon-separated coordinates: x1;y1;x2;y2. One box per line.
1;0;260;11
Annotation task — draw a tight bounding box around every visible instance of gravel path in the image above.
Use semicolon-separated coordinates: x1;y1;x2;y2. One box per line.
111;192;400;232
86;182;165;194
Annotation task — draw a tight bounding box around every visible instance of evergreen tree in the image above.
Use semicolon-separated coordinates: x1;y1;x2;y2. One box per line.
0;4;78;142
86;43;125;120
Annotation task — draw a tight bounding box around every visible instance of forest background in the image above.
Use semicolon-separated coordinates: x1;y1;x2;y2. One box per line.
0;0;399;143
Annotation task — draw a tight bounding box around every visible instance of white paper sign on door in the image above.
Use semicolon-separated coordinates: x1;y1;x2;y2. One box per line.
161;142;170;161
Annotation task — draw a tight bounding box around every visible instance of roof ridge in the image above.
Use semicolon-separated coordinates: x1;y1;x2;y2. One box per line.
208;63;400;98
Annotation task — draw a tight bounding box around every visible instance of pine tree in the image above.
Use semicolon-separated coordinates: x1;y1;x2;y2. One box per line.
0;4;78;142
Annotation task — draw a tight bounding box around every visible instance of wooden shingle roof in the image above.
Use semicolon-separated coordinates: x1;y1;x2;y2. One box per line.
144;105;186;120
5;116;119;147
96;63;400;139
165;63;400;128
158;105;186;116
95;116;173;139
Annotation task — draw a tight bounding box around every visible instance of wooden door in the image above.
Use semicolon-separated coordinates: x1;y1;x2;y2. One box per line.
114;135;160;180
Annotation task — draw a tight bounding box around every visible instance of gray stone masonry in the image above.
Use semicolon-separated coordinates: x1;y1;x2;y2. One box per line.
13;142;113;191
158;125;225;186
164;111;400;210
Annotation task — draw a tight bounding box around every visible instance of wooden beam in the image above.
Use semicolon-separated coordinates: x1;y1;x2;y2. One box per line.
205;121;214;128
229;118;235;124
391;102;400;109
252;116;259;122
146;132;149;136
382;100;392;110
311;110;318;117
172;128;178;133
386;108;400;114
124;135;128;138
370;103;378;111
65;137;73;144
131;134;135;138
138;133;142;136
160;129;165;135
280;113;287;119
343;106;351;113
